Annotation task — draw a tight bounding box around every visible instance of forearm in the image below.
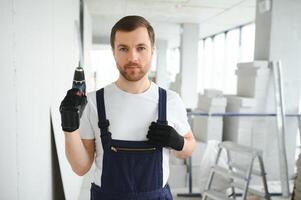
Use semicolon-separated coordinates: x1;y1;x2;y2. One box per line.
64;130;94;176
175;131;196;159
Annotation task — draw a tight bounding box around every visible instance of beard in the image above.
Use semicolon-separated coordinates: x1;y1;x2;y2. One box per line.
117;62;149;81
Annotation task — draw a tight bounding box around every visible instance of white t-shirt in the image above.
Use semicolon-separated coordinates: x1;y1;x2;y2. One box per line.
79;82;191;187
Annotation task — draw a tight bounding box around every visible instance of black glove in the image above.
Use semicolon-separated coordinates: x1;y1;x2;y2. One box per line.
59;88;87;132
147;122;184;151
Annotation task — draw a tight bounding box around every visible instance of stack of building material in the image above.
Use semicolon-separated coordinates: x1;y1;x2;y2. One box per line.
223;95;255;146
169;73;182;96
224;61;271;146
238;61;271;149
168;153;187;188
236;61;270;111
191;141;207;187
192;89;227;142
223;95;256;168
168;141;207;188
223;61;272;174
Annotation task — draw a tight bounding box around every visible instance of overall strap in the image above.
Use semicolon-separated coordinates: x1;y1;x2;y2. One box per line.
96;88;110;137
157;87;167;125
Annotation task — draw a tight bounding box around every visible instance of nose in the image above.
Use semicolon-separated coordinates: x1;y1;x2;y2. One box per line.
128;49;139;63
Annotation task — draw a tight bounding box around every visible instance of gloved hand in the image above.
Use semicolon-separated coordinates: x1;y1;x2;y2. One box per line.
147;122;184;151
59;88;87;132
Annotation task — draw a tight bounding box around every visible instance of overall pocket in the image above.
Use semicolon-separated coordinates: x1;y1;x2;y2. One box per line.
100;140;163;194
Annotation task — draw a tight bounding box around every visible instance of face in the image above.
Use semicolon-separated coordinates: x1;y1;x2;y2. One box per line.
113;27;154;82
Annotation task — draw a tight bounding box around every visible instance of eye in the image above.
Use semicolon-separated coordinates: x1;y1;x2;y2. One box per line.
119;47;128;52
137;46;146;52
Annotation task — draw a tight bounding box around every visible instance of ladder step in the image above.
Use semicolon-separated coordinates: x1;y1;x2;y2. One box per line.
213;166;246;181
203;190;232;200
231;182;267;198
220;141;262;156
229;162;263;176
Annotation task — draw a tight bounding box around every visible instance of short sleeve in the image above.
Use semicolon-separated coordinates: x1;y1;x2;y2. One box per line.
168;92;191;137
79;98;95;139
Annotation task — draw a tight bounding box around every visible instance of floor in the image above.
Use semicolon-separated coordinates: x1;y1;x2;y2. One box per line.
173;193;289;200
173;195;287;200
79;186;291;200
78;180;293;200
171;186;292;200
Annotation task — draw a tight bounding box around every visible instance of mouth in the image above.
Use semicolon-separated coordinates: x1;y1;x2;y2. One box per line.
124;62;141;69
125;66;140;70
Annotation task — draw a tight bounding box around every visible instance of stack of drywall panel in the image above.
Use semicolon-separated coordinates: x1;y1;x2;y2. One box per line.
191;141;207;166
236;65;270;97
236;61;271;111
204;89;223;97
223;95;256;165
193;115;223;142
169;152;187;188
192;91;226;142
169;73;182;96
191;141;207;187
235;61;271;148
168;164;187;188
198;90;226;113
170;142;208;188
223;95;255;146
169;141;207;189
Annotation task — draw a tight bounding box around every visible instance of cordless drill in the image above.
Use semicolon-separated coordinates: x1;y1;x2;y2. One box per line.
59;65;87;132
72;64;86;94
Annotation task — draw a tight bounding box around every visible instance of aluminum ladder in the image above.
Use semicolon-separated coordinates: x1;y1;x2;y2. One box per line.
202;141;271;200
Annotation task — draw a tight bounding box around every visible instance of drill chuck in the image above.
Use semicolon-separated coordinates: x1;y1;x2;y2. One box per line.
72;66;86;94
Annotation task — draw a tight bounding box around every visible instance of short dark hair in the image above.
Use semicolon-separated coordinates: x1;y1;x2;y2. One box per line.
110;15;155;49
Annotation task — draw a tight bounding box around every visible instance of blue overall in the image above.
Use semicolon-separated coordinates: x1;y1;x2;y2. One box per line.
90;87;173;200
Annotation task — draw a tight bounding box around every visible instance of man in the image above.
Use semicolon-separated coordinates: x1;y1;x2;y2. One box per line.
60;15;196;200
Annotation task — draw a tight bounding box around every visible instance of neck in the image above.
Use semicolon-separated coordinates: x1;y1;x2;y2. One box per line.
115;75;151;94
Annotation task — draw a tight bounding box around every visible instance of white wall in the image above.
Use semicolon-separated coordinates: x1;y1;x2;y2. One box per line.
1;1;18;199
254;0;301;181
0;0;92;199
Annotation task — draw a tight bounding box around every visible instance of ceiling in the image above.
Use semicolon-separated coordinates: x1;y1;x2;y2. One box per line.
86;0;256;38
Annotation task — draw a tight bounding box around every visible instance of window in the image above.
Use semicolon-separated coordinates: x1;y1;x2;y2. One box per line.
240;24;255;62
213;33;226;90
198;23;255;94
225;29;240;94
200;37;213;91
